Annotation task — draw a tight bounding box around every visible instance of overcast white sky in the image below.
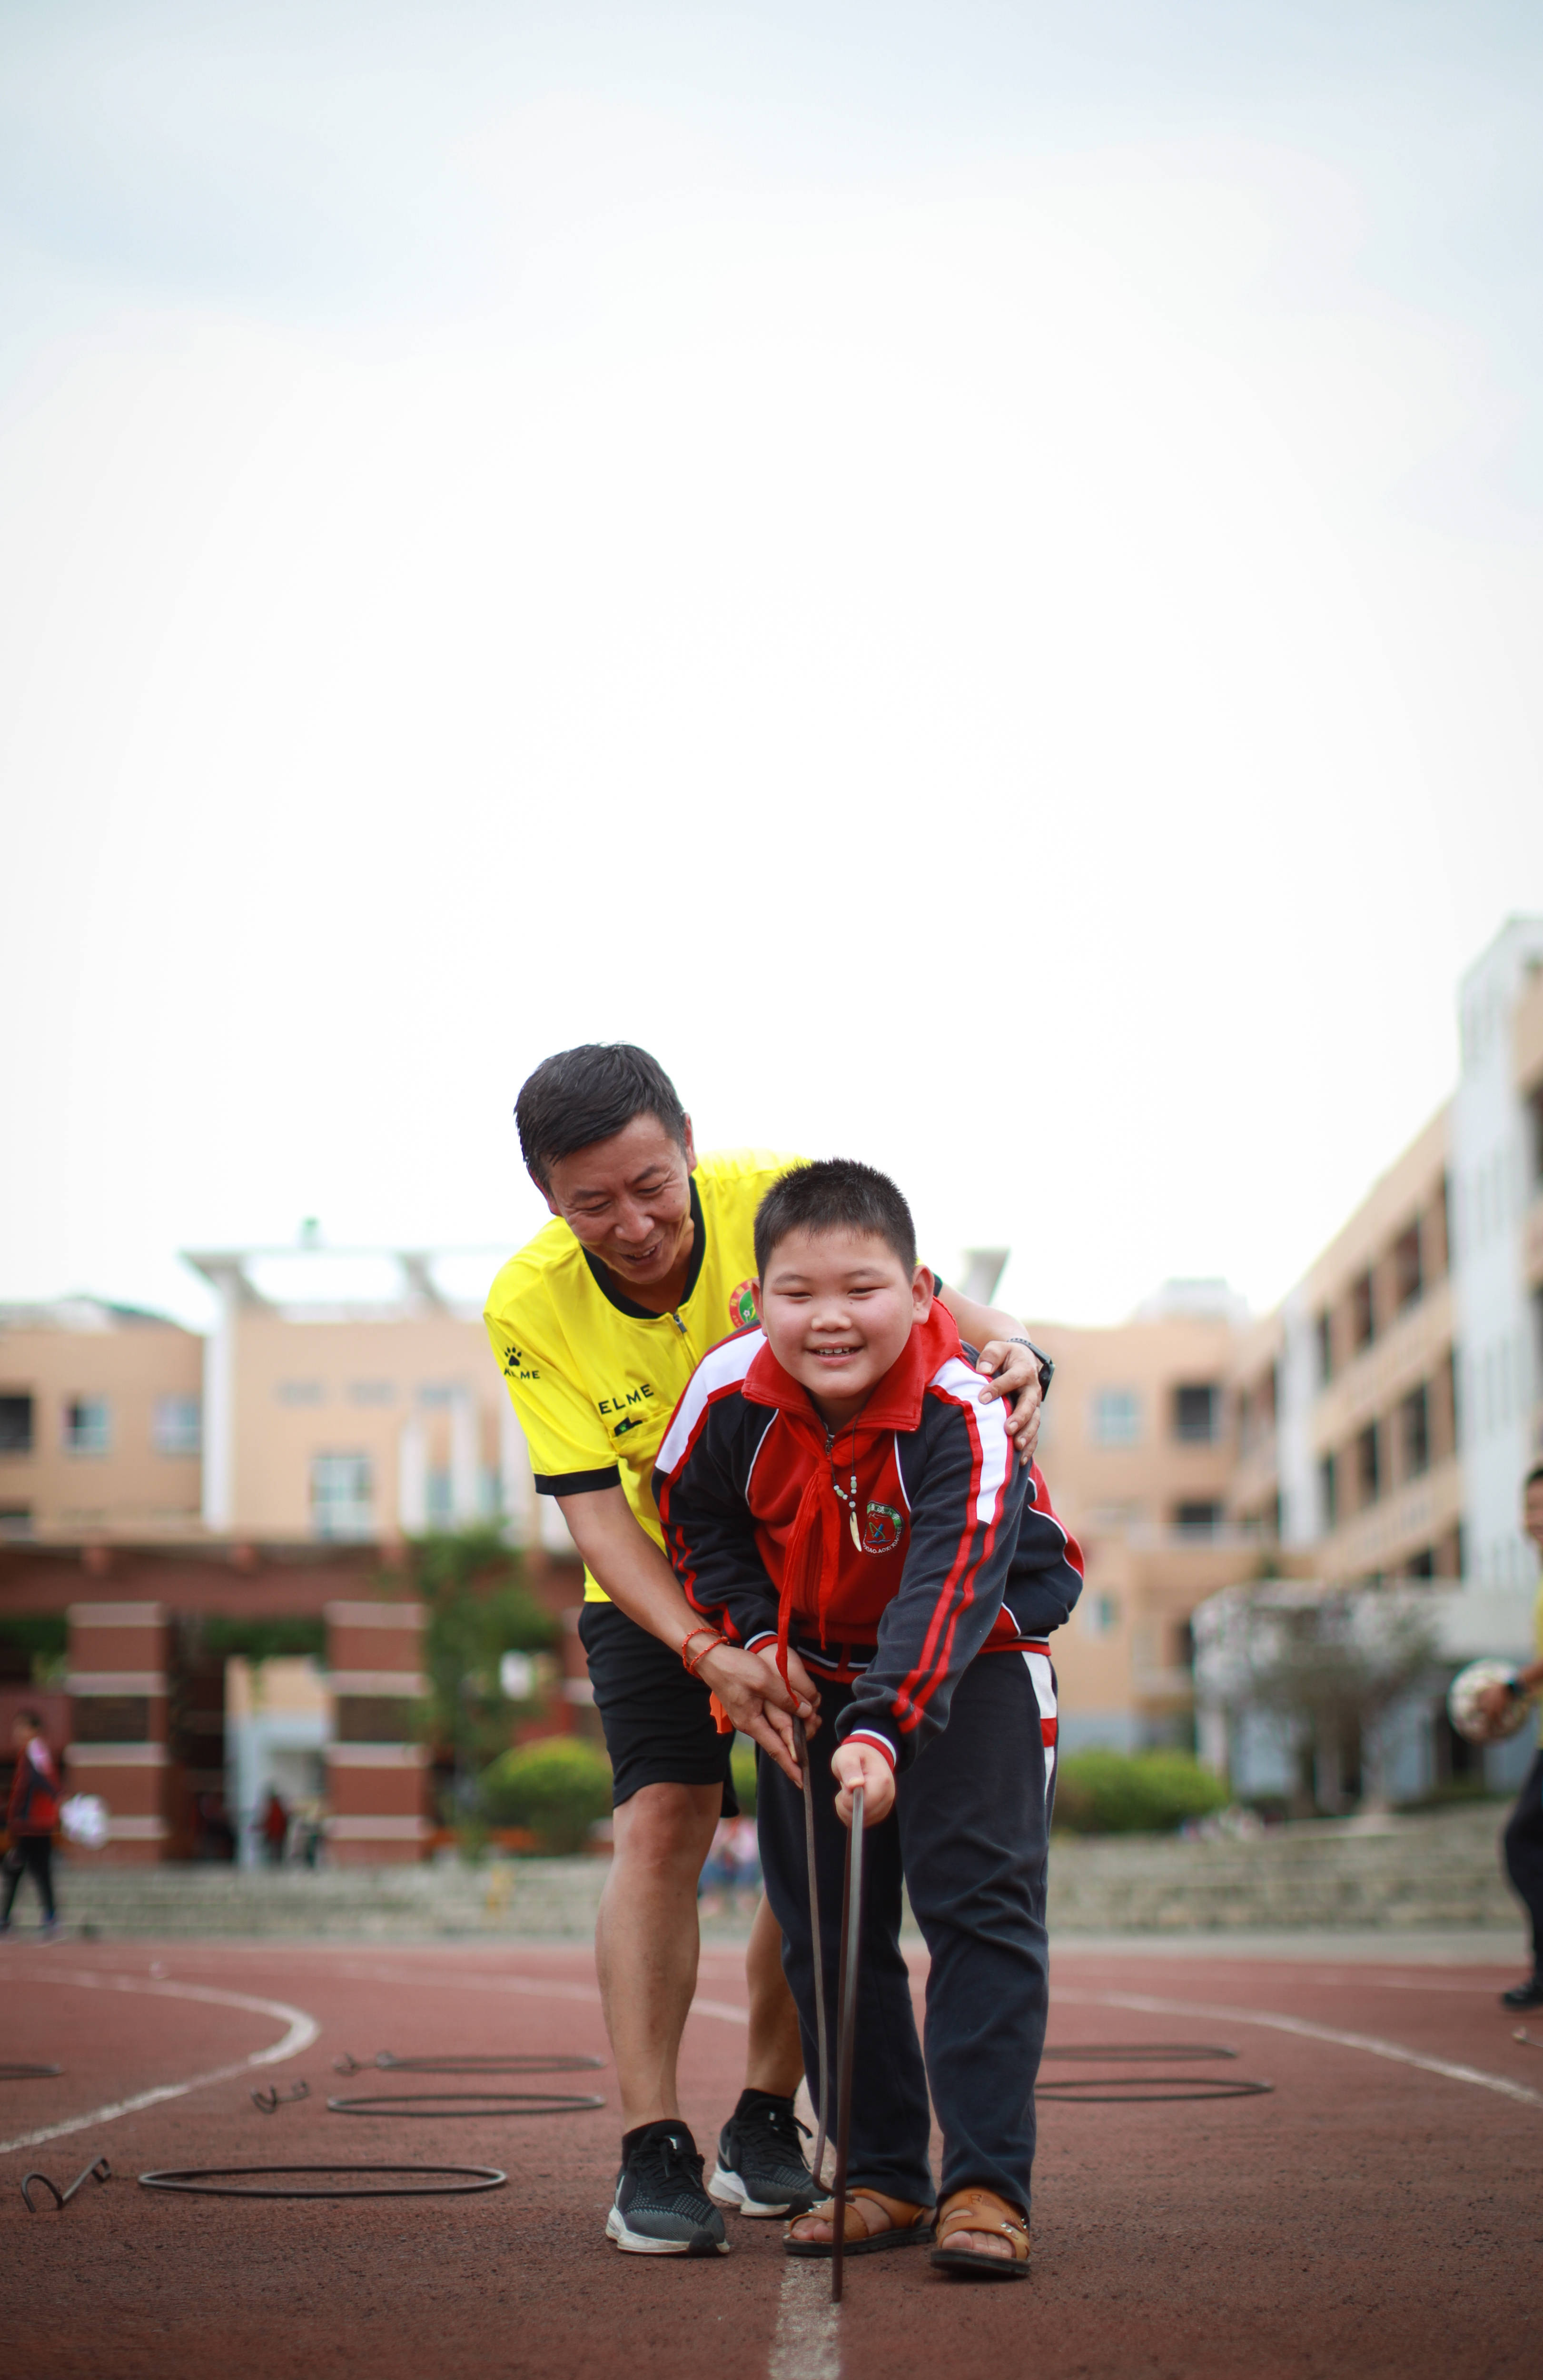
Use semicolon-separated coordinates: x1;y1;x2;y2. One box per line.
3;0;1541;1332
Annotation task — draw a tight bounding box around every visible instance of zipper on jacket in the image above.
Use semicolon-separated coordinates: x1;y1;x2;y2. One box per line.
669;1310;688;1336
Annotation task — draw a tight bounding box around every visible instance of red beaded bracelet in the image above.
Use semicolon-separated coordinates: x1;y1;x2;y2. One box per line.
681;1626;726;1677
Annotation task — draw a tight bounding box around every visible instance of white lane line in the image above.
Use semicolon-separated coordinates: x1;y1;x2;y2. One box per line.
1056;1988;1543;2111
0;1972;319;2158
768;2259;841;2380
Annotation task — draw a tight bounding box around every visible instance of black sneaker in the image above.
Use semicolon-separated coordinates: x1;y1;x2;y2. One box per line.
1501;1974;1543;2010
712;2092;821;2218
606;2122;730;2257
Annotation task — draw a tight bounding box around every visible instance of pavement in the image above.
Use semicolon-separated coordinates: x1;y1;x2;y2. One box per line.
3;1927;1542;2379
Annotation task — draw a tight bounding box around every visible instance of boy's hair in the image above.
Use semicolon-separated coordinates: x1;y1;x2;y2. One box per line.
754;1160;917;1280
515;1045;687;1187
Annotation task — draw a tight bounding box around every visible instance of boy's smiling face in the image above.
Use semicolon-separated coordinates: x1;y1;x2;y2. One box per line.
757;1227;930;1428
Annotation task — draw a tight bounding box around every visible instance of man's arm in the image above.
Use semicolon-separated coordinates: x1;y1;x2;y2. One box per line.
936;1284;1049;1466
1477;1659;1543;1724
557;1487;811;1782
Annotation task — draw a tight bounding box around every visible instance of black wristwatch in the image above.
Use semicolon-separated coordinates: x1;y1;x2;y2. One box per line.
1506;1675;1525;1700
1008;1336;1054;1397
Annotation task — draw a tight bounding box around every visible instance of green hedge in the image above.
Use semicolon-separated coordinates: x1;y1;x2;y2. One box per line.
1052;1751;1230;1836
730;1740;758;1817
479;1737;613;1854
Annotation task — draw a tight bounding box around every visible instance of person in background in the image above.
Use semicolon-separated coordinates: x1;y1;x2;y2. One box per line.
1;1709;61;1935
1478;1462;1543;2010
259;1786;290;1866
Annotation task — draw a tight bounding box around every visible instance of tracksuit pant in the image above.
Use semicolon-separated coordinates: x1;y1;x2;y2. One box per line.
1503;1748;1543;1971
1;1835;56;1924
757;1650;1053;2219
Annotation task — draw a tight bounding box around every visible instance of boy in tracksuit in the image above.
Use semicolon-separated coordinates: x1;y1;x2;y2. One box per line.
654;1159;1082;2278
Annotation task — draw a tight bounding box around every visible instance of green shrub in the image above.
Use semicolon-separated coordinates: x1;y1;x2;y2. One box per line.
1052;1751;1230;1836
730;1739;758;1816
479;1737;613;1854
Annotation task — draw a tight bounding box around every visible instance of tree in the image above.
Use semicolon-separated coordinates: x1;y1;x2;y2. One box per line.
409;1528;561;1828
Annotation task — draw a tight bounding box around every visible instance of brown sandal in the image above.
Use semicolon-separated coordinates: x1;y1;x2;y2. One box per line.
929;2187;1030;2280
784;2187;935;2258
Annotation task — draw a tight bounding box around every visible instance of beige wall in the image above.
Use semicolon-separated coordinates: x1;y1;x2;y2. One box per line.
0;1310;202;1544
1025;1298;1248;1750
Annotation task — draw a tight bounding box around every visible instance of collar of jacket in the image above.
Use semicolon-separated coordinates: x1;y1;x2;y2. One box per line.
740;1299;966;1438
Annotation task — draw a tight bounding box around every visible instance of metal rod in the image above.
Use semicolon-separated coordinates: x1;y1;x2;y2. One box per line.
831;1782;864;2307
794;1714;831;2189
21;2156;109;2212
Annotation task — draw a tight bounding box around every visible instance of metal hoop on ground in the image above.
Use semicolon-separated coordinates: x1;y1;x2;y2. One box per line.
1039;2044;1238;2062
326;2091;605;2118
831;1781;865;2308
1035;2076;1273;2103
21;2157;109;2212
139;2164;507;2199
0;2062;63;2080
252;2080;310;2112
333;2053;603;2077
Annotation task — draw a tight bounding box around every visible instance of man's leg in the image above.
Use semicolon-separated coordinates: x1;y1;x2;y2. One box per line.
1501;1750;1543;2003
744;1892;804;2094
597;1780;722;2129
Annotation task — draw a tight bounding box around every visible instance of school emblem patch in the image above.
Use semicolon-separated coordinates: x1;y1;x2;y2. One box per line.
729;1278;759;1329
861;1502;904;1555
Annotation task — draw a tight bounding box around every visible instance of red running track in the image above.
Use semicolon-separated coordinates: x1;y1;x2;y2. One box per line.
2;1933;1541;2380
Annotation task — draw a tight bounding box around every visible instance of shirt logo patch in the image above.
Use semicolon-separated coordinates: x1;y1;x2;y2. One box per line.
861;1502;904;1555
613;1413;650;1439
502;1345;540;1381
729;1278;759;1329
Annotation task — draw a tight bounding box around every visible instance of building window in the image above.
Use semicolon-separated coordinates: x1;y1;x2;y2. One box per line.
64;1397;110;1454
0;1394;34;1453
1350;1271;1375;1352
1399;1384;1430;1480
1315;1310;1334;1384
1090;1388;1141;1446
1393;1222;1423;1311
0;1507;33;1539
347;1381;397;1407
1320;1451;1338;1529
153;1395;201;1456
311;1453;375;1541
1356;1421;1381;1504
1407;1547;1435;1578
276;1381;325;1408
1080;1592;1121;1637
1174;1501;1222;1537
1173;1384;1220;1443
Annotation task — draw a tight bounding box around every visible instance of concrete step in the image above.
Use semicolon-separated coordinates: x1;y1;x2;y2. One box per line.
33;1803;1525;1940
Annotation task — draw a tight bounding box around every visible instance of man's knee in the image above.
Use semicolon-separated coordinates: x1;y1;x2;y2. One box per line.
613;1782;720;1877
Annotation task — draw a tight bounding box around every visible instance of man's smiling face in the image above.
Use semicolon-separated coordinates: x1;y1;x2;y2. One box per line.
539;1113;697;1295
757;1226;929;1428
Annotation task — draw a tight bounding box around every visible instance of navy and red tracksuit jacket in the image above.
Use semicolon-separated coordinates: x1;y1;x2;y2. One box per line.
653;1303;1083;1776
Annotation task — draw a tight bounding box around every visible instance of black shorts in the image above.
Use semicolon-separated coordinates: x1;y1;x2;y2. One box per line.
578;1601;739;1816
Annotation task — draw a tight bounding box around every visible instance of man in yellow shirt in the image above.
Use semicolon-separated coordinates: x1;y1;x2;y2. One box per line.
485;1043;1048;2257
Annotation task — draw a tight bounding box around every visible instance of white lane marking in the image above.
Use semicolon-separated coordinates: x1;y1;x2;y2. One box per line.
768;2258;841;2380
0;1972;319;2158
1056;1989;1543;2111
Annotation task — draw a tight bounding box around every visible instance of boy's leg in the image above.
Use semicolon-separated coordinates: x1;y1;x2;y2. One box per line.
898;1653;1051;2225
756;1688;933;2209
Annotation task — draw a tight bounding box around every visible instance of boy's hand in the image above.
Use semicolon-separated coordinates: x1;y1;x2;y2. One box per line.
974;1340;1043;1467
753;1646;822;1742
831;1740;895;1829
698;1643;811;1786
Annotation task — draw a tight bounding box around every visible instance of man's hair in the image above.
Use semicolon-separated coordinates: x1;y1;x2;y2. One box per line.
754;1160;917;1280
515;1045;687;1187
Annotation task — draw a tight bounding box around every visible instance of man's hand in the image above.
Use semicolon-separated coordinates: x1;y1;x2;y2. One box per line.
1477;1680;1515;1726
831;1739;895;1829
698;1642;813;1786
975;1340;1044;1467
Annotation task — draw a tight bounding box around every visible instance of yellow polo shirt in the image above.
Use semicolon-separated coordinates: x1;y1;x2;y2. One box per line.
485;1150;801;1602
